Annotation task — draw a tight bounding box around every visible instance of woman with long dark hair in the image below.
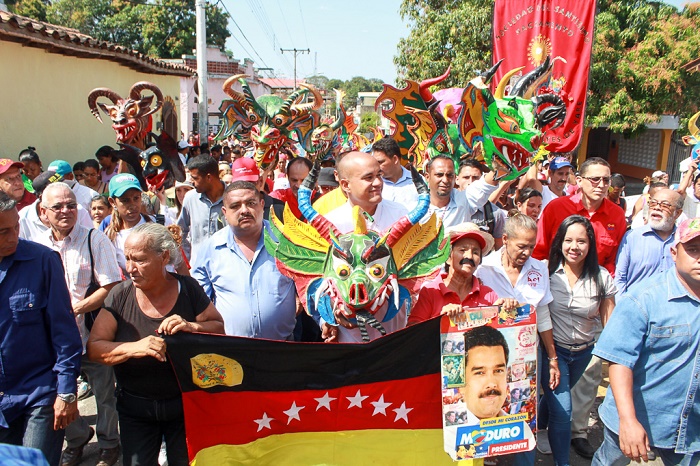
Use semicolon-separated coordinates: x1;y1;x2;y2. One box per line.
541;215;616;466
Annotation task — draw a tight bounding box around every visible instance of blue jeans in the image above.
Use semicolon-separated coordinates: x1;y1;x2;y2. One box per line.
0;404;64;466
593;425;700;466
539;343;594;466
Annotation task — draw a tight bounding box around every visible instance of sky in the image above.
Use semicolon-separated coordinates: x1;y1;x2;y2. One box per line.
219;0;688;84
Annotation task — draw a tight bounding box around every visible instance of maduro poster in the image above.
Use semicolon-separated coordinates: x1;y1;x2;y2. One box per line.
441;305;537;460
492;0;597;152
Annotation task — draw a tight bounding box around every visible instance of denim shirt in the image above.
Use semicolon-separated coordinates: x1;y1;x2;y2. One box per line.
0;240;82;427
594;268;700;453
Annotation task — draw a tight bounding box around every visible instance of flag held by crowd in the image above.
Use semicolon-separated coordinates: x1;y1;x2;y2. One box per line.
165;318;476;465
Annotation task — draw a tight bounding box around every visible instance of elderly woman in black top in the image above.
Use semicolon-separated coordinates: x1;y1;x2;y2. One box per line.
87;223;224;466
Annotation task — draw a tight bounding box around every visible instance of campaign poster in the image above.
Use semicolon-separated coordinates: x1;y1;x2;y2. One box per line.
440;305;537;461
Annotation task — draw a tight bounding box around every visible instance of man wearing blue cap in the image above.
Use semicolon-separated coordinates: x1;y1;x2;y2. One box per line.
523;155;573;210
47;161;98;212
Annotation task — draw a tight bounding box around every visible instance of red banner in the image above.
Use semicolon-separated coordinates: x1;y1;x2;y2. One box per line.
492;0;597;152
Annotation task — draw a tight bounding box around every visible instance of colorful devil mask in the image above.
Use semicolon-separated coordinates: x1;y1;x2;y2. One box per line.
216;75;322;169
88;82;163;149
112;131;185;192
458;57;567;180
264;163;449;341
308;110;345;163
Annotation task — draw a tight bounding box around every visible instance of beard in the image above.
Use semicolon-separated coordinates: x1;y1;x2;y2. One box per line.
648;214;675;232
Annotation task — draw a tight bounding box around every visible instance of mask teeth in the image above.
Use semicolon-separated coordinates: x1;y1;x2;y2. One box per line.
390;276;399;310
314;279;329;308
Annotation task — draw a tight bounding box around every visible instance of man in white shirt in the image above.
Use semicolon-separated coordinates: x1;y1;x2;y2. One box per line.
371;137;418;209
177;140;191;167
37;183;122;466
523;156;572;210
19;171;93;241
47;160;99;212
423;155;498;229
325;151;408;234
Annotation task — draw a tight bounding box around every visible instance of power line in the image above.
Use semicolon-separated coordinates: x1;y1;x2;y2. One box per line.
215;0;277;75
243;0;294;75
297;0;309;50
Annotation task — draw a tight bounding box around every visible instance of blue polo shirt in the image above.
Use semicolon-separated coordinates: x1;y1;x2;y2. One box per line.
0;240;82;427
594;268;700;453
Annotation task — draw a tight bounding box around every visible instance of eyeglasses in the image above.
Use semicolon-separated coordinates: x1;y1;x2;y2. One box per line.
581;176;611;185
648;199;675;211
44;203;78;213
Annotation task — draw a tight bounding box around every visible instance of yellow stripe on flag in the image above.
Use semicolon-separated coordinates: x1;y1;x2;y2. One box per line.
191;429;483;466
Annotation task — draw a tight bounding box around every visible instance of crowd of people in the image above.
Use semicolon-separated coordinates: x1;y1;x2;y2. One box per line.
0;134;698;466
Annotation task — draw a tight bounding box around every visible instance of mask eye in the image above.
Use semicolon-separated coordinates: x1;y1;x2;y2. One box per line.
150;155;162;167
140;159;147;168
336;265;350;279
369;264;385;279
127;105;138;118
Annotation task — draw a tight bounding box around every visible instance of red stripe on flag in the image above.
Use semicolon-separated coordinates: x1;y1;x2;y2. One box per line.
183;373;443;459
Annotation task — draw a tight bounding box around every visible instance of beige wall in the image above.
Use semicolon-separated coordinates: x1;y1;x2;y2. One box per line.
0;40;182;165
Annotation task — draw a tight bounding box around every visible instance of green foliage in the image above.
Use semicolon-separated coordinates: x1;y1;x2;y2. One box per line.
14;0;230;59
359;112;380;133
395;0;493;87
310;76;384;109
395;0;700;136
11;0;47;22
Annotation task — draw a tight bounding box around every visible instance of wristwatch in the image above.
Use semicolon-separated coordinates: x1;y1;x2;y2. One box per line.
58;393;77;403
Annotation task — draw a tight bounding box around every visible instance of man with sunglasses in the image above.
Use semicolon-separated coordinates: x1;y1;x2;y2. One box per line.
615;188;684;295
36;183;122;466
534;157;626;276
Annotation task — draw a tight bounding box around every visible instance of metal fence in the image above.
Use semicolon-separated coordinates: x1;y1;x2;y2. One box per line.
665;131;692;184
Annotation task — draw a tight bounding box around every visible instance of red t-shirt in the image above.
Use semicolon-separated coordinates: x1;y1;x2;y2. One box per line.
269;188;301;219
534;192;626;276
409;273;500;324
17;189;36;212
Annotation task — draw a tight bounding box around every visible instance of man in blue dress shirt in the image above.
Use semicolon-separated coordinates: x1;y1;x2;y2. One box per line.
192;181;297;340
593;217;700;465
0;191;82;466
615;188;684;294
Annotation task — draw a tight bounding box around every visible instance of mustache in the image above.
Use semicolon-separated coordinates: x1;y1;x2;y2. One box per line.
459;257;477;267
479;388;502;398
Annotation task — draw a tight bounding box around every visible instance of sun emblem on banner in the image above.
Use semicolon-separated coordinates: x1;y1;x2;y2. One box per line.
528;35;552;67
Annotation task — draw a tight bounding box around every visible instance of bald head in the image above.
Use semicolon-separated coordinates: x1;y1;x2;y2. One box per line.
336;151;383;213
336;151;378;181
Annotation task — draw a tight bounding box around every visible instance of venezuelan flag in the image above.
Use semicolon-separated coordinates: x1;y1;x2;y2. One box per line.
165;318;483;465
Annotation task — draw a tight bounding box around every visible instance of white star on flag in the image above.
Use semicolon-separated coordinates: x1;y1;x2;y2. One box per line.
346;390;369;408
370;395;392;416
393;402;413;423
283;401;305;424
254;412;274;432
314;392;337;411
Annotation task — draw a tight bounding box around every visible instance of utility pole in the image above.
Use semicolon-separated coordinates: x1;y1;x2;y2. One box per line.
280;48;310;89
195;0;208;140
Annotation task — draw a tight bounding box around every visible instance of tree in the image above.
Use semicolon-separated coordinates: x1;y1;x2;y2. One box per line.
395;0;493;87
360;112;381;133
395;0;700;135
12;0;230;60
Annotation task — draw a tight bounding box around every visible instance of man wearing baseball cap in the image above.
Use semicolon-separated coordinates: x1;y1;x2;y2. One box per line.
104;173;148;273
47;160;98;212
409;222;518;324
0;158;36;211
523;155;573;210
230;157;282;221
177;140;191;166
592;217;700;465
